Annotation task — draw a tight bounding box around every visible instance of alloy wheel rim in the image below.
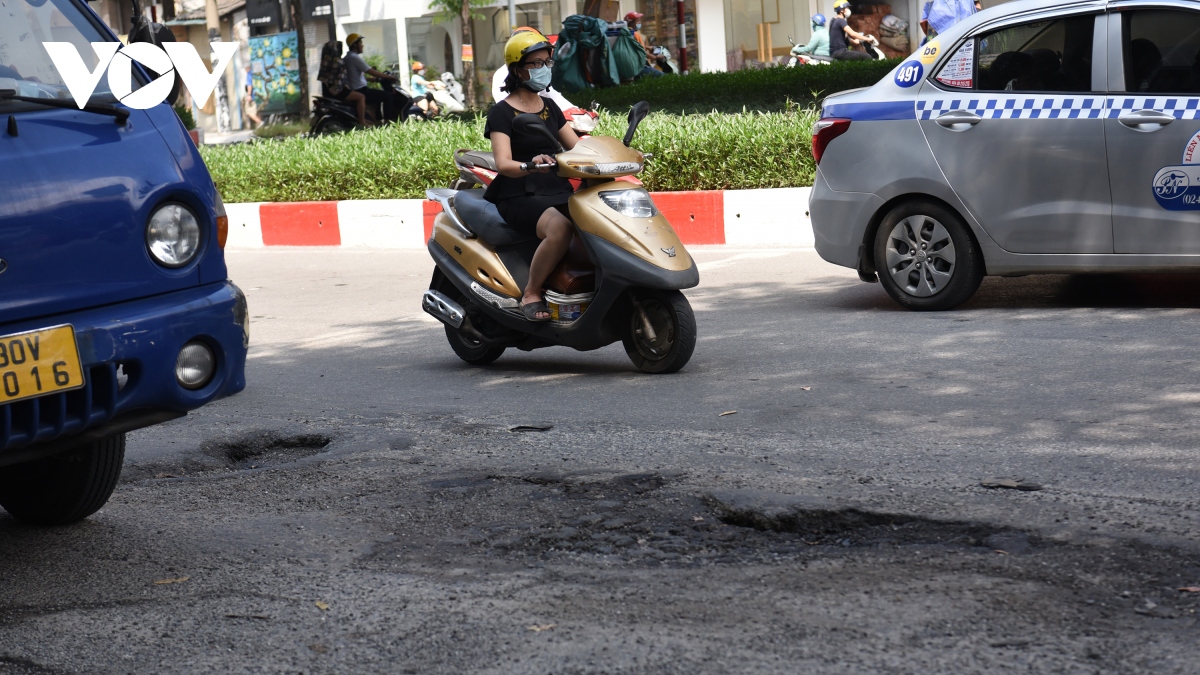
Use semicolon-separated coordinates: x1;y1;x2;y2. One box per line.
884;215;957;298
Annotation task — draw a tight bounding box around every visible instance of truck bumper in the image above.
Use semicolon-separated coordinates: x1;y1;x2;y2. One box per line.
0;282;248;459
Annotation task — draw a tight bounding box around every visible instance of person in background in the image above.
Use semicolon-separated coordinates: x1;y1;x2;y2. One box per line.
241;69;262;129
829;3;875;61
920;0;977;41
343;33;399;123
625;11;664;78
410;62;441;116
316;40;369;126
793;13;830;58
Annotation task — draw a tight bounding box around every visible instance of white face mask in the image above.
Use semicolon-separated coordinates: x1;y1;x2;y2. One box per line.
635;23;642;30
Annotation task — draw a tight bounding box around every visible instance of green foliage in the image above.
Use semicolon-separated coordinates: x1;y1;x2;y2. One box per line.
173;104;196;130
582;60;900;114
201;109;820;202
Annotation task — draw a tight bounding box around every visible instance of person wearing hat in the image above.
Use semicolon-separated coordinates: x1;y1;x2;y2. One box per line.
343;33;400;122
829;3;875;61
625;11;664;78
409;61;443;116
484;29;582;321
491;27;575;106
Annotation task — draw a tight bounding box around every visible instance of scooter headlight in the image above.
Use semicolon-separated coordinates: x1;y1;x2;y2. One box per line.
146;203;201;268
599;189;657;218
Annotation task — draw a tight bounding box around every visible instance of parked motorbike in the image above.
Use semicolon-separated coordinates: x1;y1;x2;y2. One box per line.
786;35;831;67
423;102;698;374
310;74;420;134
650;46;679;75
451;103;606;190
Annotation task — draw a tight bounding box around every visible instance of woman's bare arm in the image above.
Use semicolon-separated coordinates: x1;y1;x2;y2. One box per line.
491;131;553;176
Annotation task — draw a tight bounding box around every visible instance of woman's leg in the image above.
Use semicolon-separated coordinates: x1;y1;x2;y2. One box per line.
522;208;573;319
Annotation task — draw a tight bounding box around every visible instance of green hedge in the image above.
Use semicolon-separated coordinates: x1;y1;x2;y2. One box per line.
201;108;820;202
583;59;900;114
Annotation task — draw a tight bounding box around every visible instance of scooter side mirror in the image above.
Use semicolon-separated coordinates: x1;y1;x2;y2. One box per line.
512;113;564;153
623;101;650;147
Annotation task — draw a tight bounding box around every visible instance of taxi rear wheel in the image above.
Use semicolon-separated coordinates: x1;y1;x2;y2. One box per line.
0;433;125;526
874;200;983;311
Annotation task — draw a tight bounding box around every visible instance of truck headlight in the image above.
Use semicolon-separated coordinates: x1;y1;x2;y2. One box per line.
147;203;201;268
599;189;657;218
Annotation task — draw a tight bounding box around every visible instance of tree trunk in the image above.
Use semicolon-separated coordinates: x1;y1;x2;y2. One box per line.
289;0;311;119
460;1;475;109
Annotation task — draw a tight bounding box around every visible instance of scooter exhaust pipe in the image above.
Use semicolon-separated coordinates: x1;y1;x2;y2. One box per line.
422;290;466;328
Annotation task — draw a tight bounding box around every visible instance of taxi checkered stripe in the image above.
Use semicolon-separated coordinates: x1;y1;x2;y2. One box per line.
917;96;1200;120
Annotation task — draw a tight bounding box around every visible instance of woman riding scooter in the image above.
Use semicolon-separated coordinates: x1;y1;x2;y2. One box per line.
486;29;580;321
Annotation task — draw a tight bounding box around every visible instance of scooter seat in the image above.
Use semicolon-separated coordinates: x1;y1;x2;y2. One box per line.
453;190;537;246
456;150;498;172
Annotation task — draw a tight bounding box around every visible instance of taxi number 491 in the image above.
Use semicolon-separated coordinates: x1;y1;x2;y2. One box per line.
0;325;85;404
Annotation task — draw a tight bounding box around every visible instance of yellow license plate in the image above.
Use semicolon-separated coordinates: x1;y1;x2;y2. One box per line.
0;325;85;404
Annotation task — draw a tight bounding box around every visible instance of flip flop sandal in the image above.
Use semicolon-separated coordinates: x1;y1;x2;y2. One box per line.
519;300;552;322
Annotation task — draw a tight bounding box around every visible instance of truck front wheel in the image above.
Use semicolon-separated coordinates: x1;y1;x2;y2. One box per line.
0;433;126;526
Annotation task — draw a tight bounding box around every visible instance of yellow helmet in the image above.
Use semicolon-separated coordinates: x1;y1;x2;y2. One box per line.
504;29;552;67
345;33;362;47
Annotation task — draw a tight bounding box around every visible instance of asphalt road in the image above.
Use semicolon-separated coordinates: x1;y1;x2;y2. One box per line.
2;248;1199;673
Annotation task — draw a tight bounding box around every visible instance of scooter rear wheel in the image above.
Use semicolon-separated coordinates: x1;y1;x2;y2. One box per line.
622;290;696;374
444;325;506;365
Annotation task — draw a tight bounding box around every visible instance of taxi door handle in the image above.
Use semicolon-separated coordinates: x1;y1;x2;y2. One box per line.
1118;109;1175;131
935;111;982;131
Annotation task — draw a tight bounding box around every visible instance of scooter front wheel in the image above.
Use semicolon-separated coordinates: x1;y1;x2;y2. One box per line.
622;290;696;374
444;325;506;366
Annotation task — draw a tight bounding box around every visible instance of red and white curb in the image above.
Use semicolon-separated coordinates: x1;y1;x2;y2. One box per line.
224;188;813;249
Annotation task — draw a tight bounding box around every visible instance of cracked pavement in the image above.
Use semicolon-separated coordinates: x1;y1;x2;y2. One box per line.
1;248;1198;673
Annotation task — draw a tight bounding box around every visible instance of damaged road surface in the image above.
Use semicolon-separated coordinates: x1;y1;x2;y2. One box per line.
2;250;1199;673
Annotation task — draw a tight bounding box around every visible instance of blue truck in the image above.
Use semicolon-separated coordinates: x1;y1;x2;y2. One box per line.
0;0;247;524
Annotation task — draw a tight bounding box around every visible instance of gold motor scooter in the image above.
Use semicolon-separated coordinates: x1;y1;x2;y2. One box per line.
423;102;699;374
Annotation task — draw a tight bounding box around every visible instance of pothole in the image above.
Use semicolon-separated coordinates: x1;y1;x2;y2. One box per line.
203;431;333;470
707;490;1029;551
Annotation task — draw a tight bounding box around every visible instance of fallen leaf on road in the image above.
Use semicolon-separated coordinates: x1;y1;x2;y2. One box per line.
800;387;811;391
692;516;704;522
511;424;553;432
994;550;1009;555
153;577;189;585
526;624;556;632
719;411;737;417
1179;587;1200;593
314;601;330;611
154;473;177;479
980;478;1043;491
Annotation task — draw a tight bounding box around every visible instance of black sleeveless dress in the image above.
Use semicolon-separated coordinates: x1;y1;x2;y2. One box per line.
483;99;574;233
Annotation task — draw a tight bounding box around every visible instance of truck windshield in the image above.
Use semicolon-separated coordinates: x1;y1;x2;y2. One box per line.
0;0;116;113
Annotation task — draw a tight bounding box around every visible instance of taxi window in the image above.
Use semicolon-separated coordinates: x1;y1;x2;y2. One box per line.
1121;9;1200;94
968;15;1095;92
0;0;115;113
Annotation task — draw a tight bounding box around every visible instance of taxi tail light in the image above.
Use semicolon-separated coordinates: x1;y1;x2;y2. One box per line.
812;118;851;166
